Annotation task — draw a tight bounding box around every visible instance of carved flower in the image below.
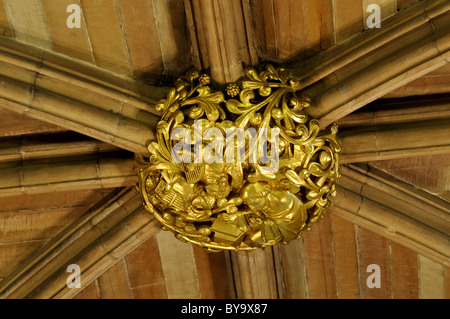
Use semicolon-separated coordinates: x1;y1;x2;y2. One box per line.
226;83;240;97
199;74;210;86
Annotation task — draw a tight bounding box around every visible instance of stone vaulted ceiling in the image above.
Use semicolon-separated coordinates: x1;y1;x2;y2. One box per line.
0;0;449;299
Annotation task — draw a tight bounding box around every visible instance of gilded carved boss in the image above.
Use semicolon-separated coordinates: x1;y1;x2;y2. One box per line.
135;65;341;252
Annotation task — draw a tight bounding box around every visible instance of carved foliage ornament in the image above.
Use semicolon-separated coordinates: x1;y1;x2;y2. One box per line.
135;65;342;252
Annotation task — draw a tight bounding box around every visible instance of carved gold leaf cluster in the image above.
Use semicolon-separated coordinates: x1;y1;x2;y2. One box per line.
135;65;342;252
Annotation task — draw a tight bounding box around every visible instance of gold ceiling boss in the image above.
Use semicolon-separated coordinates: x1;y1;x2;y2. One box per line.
135;65;342;252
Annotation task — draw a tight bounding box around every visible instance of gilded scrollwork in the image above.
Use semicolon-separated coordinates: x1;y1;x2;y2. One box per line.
135;65;342;252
